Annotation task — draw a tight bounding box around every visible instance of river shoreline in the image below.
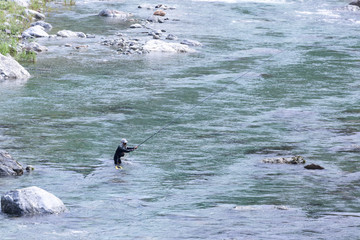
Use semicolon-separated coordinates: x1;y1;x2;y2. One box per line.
1;0;360;238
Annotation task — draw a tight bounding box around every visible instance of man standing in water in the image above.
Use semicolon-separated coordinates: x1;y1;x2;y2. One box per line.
113;138;137;167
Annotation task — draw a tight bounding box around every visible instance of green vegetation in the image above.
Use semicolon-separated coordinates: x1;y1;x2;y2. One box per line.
0;0;49;62
63;0;76;6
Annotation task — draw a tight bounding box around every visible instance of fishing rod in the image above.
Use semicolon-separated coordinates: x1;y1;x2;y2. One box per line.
135;49;285;149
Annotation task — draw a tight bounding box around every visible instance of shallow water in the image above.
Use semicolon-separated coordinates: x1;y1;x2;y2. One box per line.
1;0;360;239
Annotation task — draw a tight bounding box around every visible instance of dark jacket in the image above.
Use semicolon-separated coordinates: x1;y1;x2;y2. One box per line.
113;145;135;164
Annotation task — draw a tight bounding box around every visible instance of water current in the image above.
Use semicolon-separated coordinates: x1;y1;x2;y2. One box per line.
1;0;360;239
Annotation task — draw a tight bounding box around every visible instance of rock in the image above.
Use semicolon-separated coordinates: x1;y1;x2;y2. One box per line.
101;37;146;55
147;15;164;23
30;21;52;32
181;39;202;47
154;10;166;16
57;30;86;38
86;34;96;38
74;45;89;50
138;4;152;10
304;164;324;170
25;9;46;20
143;40;196;53
155;4;175;10
1;186;66;216
98;9;132;18
25;165;34;172
23;42;48;53
22;25;49;38
0;150;24;176
262;156;306;164
0;54;31;81
166;34;178;40
349;0;360;7
130;23;142;29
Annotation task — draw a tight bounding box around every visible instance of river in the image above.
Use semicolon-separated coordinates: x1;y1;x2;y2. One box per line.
0;0;360;239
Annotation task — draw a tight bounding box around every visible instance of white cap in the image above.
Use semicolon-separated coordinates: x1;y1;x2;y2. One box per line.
121;138;128;144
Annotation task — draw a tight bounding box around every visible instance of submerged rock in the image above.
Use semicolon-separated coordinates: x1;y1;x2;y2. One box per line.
22;25;49;38
304;164;324;170
0;150;23;176
262;156;306;164
0;53;31;81
1;186;66;216
98;9;132;18
57;30;86;38
181;39;202;47
337;145;360;153
166;34;178;40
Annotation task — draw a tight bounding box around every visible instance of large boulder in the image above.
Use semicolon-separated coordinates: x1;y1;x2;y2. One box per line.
0;150;23;176
0;54;31;81
98;9;132;18
143;40;195;53
1;186;67;216
22;25;49;38
262;156;306;164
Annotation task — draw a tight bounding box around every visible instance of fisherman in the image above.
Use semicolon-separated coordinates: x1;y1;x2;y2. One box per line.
113;138;137;166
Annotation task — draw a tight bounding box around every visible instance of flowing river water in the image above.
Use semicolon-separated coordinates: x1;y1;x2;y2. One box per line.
1;0;360;239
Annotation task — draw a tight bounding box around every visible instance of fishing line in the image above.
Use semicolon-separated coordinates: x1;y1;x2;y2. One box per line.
136;49;285;148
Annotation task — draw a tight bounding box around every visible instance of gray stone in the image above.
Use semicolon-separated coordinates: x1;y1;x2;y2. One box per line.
25;9;46;20
130;23;142;29
0;54;31;81
147;15;164;23
262;156;306;164
22;25;49;38
166;34;178;40
143;40;196;53
23;42;48;53
57;30;86;38
1;186;67;216
30;21;52;32
98;9;132;18
86;34;96;38
0;150;23;176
